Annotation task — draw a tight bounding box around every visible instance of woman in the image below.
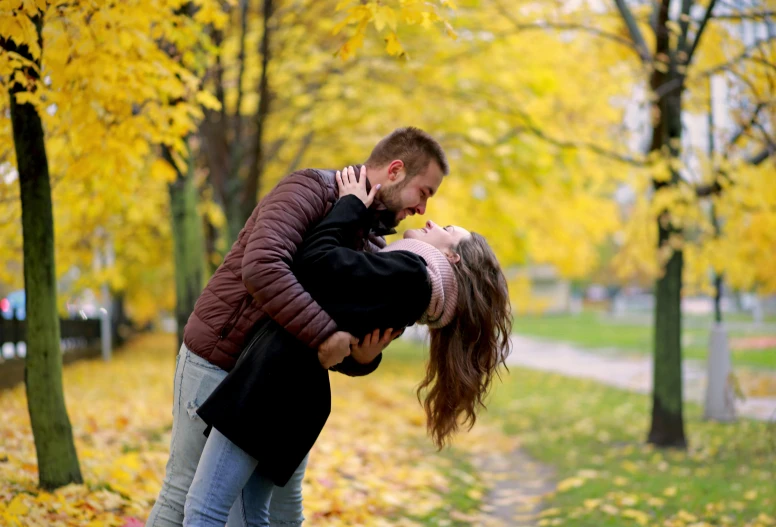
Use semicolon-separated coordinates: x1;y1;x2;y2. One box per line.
184;166;512;526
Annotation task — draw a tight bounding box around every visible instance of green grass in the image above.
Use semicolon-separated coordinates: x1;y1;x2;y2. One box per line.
388;339;776;526
514;312;776;370
487;366;776;527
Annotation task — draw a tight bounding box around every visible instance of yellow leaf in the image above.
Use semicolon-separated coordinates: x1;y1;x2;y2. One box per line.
468;127;494;145
757;513;776;526
6;495;29;516
196;90;222;111
622;508;650;525
466;488;483;500
556;476;585;492
150;159;178;183
676;510;698;522
384;32;404;57
744;490;758;500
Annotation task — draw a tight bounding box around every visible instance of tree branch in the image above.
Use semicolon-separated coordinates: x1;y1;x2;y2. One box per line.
230;0;250;175
612;0;652;64
686;0;719;66
285;131;315;174
696;36;776;78
725;102;766;151
677;0;693;57
244;0;274;207
712;10;774;21
492;1;641;54
749;144;775;166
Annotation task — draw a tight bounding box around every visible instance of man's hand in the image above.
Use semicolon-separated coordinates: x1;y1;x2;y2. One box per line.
351;328;402;365
318;331;358;369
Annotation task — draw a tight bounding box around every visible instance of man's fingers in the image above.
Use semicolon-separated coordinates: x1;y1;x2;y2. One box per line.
381;329;394;344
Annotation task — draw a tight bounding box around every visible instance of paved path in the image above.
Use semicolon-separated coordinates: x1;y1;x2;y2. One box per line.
475;448;555;526
508;335;776;422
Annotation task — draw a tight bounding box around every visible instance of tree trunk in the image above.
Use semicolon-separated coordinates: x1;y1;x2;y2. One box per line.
646;5;687;444
165;143;205;351
241;0;274;227
7;16;83;489
648;230;687;447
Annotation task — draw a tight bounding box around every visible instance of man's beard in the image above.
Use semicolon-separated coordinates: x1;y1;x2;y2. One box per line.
377;179;409;228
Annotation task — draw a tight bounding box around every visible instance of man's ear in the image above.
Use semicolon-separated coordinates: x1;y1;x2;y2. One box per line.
387;160;405;181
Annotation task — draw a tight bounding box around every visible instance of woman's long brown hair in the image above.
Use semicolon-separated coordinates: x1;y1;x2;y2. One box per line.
420;232;512;448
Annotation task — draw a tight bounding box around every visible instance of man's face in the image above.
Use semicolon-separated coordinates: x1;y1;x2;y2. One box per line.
379;160;445;224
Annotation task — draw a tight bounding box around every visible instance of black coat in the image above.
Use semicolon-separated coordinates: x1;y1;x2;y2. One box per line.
196;195;432;486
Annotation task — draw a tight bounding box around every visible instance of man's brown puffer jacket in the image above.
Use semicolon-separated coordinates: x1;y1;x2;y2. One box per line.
182;167;386;374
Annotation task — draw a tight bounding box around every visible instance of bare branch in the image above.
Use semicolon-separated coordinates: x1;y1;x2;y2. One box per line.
677;0;693;56
749;144;775;165
726;102;766;151
244;0;274;205
712;10;775;21
230;0;250;174
686;0;719;66
492;1;640;54
752;120;776;154
285;131;315;174
613;0;652;64
696;36;776;78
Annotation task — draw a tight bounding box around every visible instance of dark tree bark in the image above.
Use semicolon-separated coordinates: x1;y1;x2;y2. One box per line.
645;0;688;449
165;143;205;351
5;16;83;489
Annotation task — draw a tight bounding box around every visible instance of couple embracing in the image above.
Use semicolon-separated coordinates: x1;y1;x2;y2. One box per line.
145;127;512;527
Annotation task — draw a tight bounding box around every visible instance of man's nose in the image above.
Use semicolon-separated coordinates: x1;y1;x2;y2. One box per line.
416;203;426;215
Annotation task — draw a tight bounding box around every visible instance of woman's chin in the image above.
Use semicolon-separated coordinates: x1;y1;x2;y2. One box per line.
403;230;419;240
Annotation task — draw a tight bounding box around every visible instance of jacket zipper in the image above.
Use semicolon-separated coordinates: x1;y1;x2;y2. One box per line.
218;294;252;340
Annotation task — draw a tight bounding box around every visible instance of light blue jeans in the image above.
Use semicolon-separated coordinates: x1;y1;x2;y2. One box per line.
183;428;295;527
146;345;308;527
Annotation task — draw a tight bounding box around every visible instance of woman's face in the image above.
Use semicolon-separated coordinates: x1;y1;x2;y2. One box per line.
404;220;470;262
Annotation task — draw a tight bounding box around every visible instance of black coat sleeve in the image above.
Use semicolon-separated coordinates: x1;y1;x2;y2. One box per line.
294;195;429;377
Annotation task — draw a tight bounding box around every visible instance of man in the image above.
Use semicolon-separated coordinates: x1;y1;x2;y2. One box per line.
146;127;448;527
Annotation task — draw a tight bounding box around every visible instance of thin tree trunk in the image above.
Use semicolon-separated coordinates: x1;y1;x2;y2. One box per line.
6;16;83;489
646;0;687;448
165;142;205;351
648;226;687;447
240;0;274;227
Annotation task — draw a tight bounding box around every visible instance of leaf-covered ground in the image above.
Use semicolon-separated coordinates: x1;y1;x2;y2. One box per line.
3;332;774;527
0;334;519;527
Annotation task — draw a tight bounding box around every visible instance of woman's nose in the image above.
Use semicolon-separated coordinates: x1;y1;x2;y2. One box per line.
426;220;433;229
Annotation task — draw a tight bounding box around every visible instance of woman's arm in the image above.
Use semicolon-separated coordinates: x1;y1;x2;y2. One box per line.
295;194;372;264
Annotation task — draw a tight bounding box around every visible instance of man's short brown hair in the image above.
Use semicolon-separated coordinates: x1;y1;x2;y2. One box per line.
365;127;449;178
